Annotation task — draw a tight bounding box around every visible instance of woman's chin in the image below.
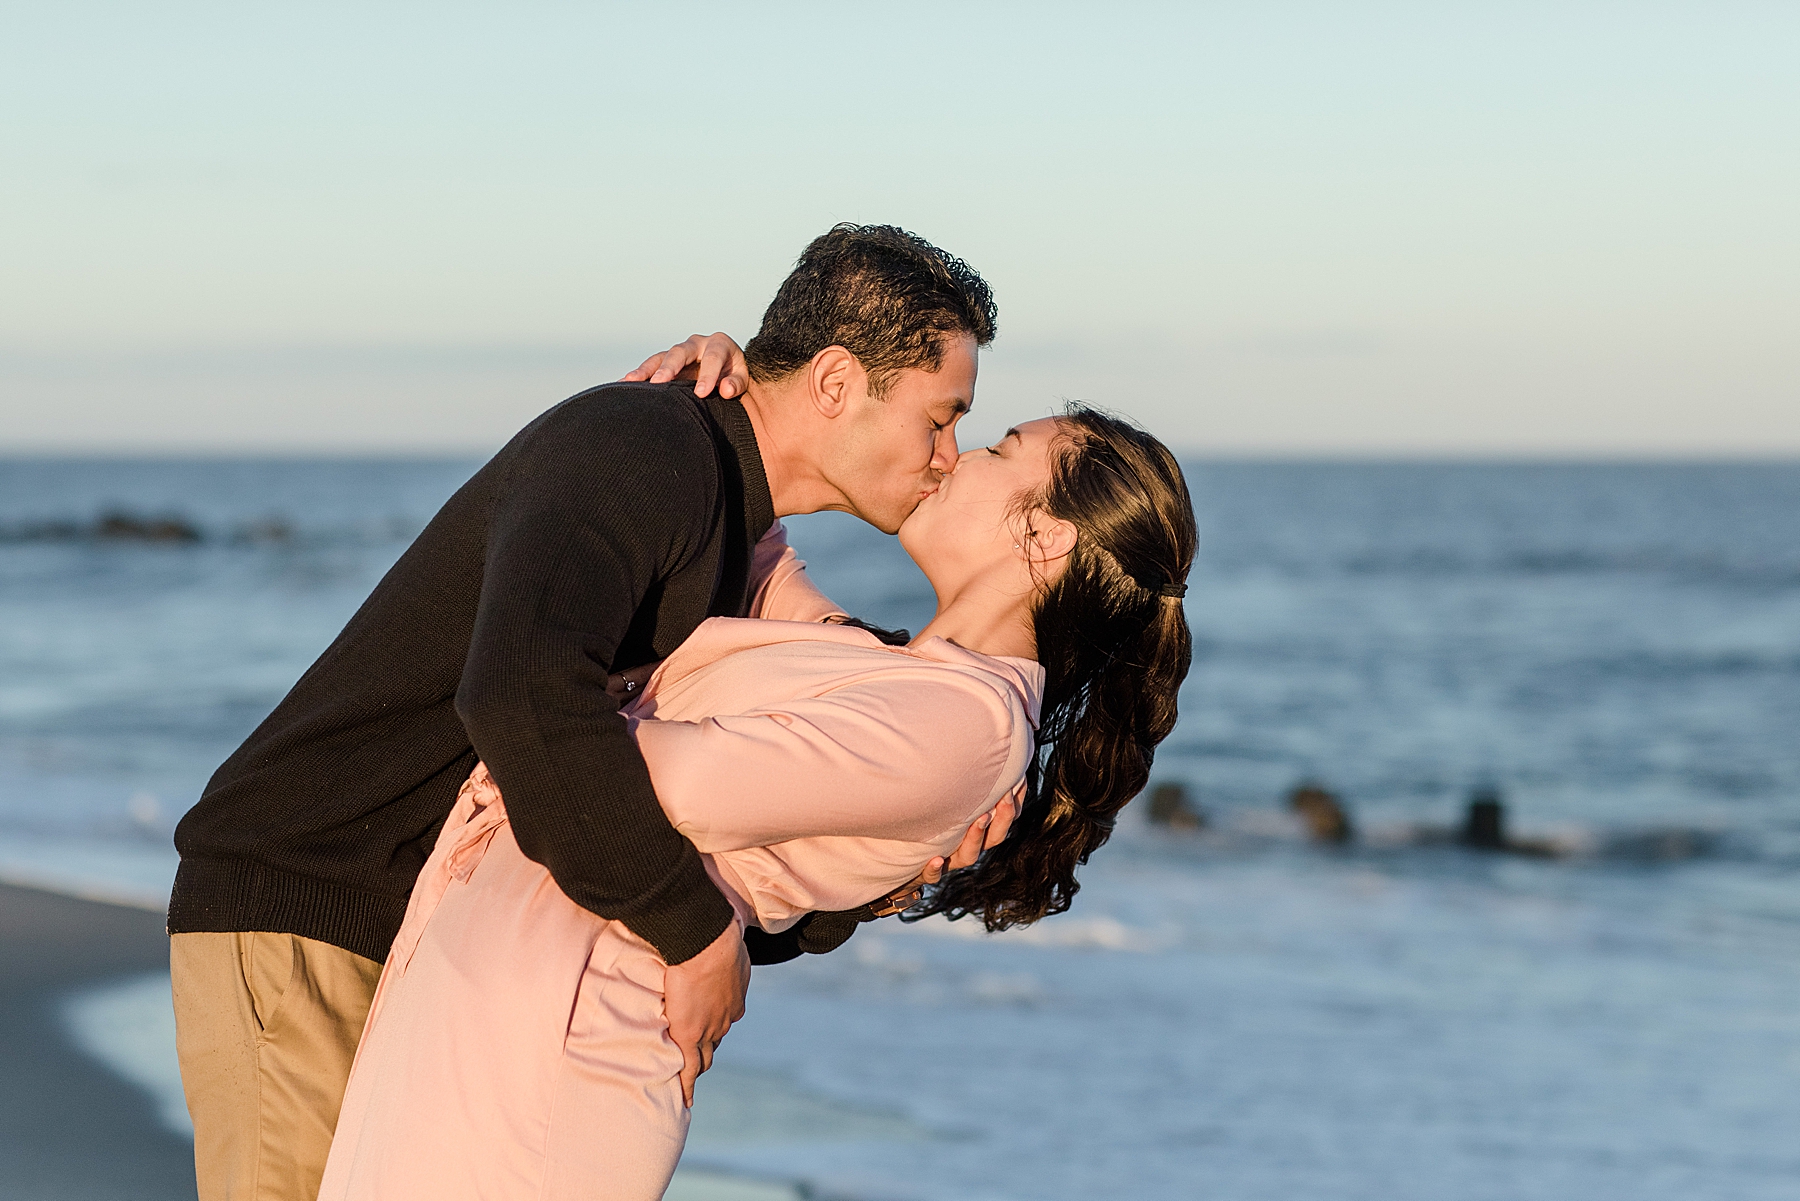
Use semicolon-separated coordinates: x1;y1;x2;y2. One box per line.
896;512;934;567
896;514;921;551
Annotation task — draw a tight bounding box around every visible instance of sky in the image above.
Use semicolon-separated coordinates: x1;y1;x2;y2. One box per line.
2;1;1795;456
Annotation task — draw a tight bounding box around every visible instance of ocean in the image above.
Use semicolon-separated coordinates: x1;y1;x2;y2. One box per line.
2;457;1798;1200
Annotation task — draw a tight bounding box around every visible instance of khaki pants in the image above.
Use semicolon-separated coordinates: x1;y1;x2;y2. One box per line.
171;932;384;1201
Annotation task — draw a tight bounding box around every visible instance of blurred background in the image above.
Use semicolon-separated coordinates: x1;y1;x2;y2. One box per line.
2;4;1797;1200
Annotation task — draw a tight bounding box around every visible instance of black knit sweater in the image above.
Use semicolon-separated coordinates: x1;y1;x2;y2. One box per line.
169;382;770;965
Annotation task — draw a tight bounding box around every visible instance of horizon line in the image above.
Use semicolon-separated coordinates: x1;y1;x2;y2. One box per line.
4;446;1798;466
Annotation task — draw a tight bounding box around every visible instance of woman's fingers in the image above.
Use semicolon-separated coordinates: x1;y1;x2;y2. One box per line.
694;334;729;397
684;332;749;398
619;350;669;382
619;336;704;385
619;333;749;397
651;335;708;383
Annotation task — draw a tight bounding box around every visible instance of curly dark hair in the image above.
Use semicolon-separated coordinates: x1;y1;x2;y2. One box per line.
911;405;1197;930
744;223;997;395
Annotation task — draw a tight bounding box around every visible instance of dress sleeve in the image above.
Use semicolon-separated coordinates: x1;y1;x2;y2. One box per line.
632;669;1030;853
746;522;847;624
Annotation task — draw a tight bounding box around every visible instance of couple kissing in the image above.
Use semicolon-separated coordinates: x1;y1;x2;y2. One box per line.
167;223;1196;1201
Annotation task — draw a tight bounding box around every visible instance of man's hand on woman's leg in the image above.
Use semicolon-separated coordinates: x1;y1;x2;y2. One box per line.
662;920;751;1108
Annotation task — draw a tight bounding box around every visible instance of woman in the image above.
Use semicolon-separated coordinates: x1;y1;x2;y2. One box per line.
319;404;1196;1200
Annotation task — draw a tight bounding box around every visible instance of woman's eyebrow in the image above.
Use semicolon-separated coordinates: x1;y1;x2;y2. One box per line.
1004;427;1023;443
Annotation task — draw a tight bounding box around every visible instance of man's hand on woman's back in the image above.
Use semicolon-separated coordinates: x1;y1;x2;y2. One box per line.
918;791;1019;890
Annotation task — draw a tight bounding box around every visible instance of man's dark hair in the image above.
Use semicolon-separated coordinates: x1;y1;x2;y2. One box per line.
744;223;997;395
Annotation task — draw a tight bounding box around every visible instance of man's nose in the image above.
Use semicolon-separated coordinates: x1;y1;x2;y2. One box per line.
931;428;961;474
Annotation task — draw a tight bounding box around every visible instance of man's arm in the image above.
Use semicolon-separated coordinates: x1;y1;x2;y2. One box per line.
454;393;734;965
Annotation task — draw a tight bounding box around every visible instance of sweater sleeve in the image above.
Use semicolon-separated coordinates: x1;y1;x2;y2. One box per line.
454;397;735;965
632;670;1027;853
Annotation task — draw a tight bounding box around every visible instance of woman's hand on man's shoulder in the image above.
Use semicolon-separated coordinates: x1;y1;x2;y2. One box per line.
621;333;750;399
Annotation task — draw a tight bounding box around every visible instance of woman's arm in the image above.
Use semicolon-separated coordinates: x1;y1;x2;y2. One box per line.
747;521;846;624
634;672;1032;853
602;525;845;702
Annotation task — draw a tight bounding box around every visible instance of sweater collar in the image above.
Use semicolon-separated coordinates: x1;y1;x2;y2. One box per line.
701;395;774;548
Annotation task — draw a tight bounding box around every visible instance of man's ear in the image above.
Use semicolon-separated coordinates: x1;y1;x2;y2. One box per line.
805;346;860;419
1024;513;1078;569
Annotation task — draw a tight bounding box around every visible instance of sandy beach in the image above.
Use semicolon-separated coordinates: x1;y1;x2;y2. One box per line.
0;881;195;1200
0;878;803;1201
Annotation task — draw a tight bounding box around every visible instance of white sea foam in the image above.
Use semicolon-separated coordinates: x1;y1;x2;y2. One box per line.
62;972;191;1136
0;834;175;910
907;911;1178;952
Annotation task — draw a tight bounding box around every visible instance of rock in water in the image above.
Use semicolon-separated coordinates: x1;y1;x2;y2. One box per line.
1288;782;1354;844
94;510;203;543
1146;782;1203;830
1462;790;1507;850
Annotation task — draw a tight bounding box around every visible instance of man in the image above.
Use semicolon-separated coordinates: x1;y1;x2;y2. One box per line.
168;223;1003;1200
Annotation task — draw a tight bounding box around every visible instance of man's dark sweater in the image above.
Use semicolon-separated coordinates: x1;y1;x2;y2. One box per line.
169;382;770;966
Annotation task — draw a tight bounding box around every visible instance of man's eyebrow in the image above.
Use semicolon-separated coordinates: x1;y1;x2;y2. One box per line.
942;398;971;416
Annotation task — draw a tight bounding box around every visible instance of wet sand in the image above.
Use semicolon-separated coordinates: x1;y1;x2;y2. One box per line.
0;881;195;1200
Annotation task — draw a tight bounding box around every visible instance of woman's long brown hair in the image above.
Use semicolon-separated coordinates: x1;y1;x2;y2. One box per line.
912;405;1197;929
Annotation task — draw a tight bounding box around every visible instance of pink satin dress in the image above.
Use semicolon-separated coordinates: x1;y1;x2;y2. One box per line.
318;525;1043;1200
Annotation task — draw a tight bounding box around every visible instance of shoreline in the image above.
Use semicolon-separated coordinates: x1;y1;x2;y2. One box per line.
0;880;197;1200
0;877;810;1201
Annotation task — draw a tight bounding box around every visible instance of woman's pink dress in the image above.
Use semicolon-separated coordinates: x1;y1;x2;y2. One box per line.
317;526;1043;1200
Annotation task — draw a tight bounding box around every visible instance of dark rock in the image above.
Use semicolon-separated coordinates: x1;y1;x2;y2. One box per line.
94;509;203;543
1288;782;1354;843
0;510;206;545
1462;789;1507;850
1145;782;1203;830
1459;789;1564;857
